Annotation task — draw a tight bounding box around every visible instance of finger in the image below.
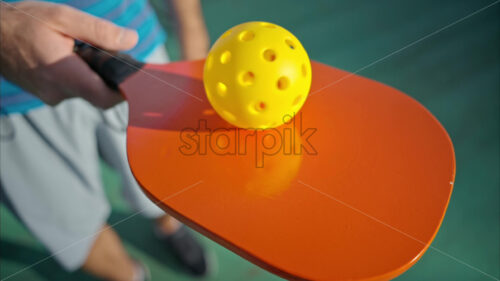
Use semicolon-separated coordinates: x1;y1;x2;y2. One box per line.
48;4;138;51
49;53;124;108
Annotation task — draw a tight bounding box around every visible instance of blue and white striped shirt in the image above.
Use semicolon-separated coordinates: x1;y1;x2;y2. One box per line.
1;0;166;114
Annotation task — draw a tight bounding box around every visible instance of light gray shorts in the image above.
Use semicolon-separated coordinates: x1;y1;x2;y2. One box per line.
0;46;169;271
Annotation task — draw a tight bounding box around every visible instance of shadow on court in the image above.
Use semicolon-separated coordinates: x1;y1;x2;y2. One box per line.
107;210;188;275
0;240;95;281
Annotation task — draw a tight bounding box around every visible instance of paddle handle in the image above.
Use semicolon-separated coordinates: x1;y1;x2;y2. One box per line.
73;41;144;90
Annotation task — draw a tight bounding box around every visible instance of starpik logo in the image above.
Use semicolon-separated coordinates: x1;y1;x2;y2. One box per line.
178;112;317;168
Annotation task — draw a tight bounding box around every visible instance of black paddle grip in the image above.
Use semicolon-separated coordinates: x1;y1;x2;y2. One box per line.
74;41;144;90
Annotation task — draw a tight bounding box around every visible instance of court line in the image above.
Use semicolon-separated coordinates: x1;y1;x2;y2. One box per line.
309;0;500;96
1;180;204;281
0;1;203;103
297;180;500;281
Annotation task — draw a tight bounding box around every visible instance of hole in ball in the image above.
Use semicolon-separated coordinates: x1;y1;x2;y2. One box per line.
205;55;214;70
285;39;296;50
301;64;307;77
239;30;255;41
220;51;231;64
277;76;290;90
263;49;277;62
292;95;302;106
240;71;255;86
255;102;266;112
221;29;232;38
216;82;227;96
260;22;276;28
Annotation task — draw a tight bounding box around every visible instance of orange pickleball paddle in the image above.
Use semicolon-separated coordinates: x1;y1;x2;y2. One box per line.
76;43;455;281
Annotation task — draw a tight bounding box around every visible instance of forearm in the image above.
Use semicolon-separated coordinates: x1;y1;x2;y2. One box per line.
168;0;205;28
166;0;209;60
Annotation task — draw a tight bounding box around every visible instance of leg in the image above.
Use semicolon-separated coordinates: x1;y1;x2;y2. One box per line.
82;225;135;281
96;46;211;276
96;102;181;233
96;45;181;231
0;100;137;279
154;215;182;234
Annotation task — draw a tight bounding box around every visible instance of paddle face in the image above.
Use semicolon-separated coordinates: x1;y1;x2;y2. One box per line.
116;60;455;281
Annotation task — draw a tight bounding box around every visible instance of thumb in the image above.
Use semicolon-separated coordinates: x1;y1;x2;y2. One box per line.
50;5;138;50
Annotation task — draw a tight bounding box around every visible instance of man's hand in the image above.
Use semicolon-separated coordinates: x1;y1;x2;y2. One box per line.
0;1;138;108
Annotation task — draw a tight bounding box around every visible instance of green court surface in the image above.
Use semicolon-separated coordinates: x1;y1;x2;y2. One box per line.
1;0;498;280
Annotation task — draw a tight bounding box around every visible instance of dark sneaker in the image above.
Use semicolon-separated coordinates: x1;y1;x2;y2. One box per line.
155;225;209;276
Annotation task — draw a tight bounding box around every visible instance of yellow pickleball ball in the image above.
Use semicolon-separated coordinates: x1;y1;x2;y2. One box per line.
203;21;312;129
